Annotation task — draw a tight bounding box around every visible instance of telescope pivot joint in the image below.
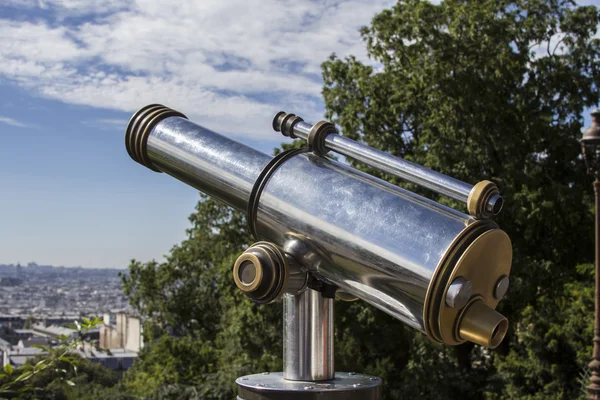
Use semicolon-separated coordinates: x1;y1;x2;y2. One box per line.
233;242;308;304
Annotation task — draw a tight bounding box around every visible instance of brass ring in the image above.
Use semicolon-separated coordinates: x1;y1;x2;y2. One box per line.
128;104;164;165
233;253;264;293
253;242;289;303
137;108;186;171
283;115;303;139
467;180;499;219
308;121;336;155
125;104;163;163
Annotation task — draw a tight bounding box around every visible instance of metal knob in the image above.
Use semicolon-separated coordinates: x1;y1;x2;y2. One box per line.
445;277;473;309
233;242;308;304
494;275;510;299
233;242;287;304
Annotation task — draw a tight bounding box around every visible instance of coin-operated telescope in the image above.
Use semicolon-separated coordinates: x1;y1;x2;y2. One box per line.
125;105;512;400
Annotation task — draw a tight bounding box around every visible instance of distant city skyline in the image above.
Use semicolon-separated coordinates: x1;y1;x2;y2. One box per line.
0;262;124;270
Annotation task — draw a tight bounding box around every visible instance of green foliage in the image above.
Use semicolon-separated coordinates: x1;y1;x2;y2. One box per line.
110;1;600;399
120;197;282;399
0;317;104;399
122;335;219;397
493;264;594;399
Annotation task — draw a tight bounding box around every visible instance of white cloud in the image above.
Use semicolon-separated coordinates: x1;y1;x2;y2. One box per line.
0;116;30;128
0;0;395;138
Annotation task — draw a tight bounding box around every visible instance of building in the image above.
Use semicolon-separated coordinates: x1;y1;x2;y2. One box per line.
1;347;45;367
31;323;77;341
0;328;37;345
0;337;10;350
74;347;138;373
0;314;23;329
99;312;143;352
1;342;138;374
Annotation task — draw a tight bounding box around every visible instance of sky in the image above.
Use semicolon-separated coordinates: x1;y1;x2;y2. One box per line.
0;0;598;268
0;0;397;268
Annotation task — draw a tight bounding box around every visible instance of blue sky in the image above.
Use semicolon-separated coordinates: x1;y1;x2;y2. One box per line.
0;0;598;268
0;0;397;268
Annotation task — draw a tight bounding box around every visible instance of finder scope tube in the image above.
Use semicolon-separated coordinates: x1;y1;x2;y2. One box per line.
273;112;503;219
125;104;513;348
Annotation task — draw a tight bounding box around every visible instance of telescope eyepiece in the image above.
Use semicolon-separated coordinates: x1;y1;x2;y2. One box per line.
457;298;509;349
233;242;308;304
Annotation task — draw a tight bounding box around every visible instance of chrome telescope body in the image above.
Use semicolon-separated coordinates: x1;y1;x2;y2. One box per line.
125;105;512;350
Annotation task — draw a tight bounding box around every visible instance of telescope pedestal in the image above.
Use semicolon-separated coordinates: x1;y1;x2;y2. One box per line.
236;289;382;400
236;372;381;400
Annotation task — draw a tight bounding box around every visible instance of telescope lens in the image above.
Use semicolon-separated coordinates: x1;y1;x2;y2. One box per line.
490;318;509;348
239;261;257;285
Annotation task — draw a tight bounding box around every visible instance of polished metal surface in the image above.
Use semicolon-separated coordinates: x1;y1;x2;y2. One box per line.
285;256;309;296
146;117;272;212
236;372;382;400
291;120;473;202
257;152;474;331
286;118;506;217
284;290;334;381
494;275;510;300
486;194;504;215
445;277;472;309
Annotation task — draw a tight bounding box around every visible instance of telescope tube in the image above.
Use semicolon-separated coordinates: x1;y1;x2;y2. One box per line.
125;105;512;348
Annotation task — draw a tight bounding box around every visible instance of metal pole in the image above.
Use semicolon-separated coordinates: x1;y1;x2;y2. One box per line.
291;120;474;203
283;289;334;381
236;287;382;399
589;179;600;399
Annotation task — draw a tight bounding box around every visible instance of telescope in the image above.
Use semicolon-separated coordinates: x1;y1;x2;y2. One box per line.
125;105;512;399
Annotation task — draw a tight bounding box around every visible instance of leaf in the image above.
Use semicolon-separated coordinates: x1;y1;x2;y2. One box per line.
3;364;12;375
14;371;33;382
65;380;75;386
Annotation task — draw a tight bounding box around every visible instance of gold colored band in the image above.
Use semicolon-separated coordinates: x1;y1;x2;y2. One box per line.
232;253;264;293
308;121;336;155
455;297;509;349
424;224;512;346
467;180;499;219
125;104;187;172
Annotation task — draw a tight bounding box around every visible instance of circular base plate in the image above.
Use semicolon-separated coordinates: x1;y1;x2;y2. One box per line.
236;372;382;400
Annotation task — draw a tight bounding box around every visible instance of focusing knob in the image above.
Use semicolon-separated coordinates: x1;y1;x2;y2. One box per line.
233;242;288;304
